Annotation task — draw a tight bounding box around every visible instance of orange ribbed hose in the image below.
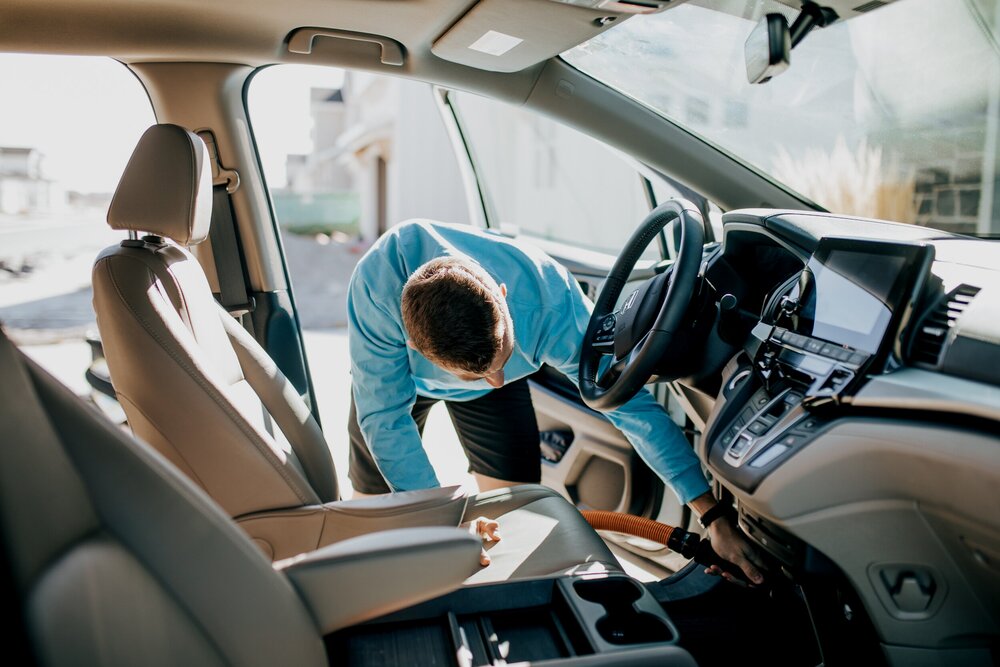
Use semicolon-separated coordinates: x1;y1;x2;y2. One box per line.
581;510;678;547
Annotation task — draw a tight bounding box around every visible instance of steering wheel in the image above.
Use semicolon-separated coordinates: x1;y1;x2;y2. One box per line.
579;199;705;411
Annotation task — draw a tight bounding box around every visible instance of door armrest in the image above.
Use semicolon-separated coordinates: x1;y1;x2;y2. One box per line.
277;526;481;634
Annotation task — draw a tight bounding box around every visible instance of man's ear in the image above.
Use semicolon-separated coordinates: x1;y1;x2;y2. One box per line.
499;283;507;298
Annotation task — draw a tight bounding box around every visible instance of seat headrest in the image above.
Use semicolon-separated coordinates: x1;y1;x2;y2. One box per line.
107;124;212;246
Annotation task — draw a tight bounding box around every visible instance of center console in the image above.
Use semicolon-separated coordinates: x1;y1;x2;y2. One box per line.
325;573;694;666
706;238;933;493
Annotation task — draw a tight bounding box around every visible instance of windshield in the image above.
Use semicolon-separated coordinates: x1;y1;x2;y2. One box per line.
563;0;1000;236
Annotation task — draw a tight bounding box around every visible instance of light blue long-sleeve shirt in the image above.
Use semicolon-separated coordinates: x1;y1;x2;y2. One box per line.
347;220;710;504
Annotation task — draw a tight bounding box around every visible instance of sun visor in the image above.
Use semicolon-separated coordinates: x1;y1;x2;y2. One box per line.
432;0;671;73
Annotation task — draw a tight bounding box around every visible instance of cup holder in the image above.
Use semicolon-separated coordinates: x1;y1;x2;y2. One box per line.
572;578;673;645
596;612;672;645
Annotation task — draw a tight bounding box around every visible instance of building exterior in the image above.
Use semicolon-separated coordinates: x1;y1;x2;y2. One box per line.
281;75;468;242
0;147;54;215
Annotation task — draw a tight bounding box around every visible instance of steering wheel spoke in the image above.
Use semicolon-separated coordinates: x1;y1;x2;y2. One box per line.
626;331;650;365
590;312;617;352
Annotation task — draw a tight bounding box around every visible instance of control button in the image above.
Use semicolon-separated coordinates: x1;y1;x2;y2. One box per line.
729;434;752;456
779;434;801;447
785;391;803;406
740;407;756;423
720;427;738;446
747;420;769;435
819;343;837;357
848;352;867;365
805;339;823;354
798;416;821;431
751;444;789;468
754;393;769;408
832;348;851;362
786;333;805;348
773;327;787;342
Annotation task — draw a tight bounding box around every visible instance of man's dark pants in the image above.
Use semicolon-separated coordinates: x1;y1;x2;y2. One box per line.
348;377;541;494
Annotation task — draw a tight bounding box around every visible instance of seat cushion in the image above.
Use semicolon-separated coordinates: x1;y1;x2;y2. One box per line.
463;485;621;583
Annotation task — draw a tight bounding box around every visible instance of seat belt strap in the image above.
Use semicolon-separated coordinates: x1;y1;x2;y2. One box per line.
208;184;255;320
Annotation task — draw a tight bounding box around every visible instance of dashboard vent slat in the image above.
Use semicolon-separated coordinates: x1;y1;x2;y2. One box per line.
909;284;981;367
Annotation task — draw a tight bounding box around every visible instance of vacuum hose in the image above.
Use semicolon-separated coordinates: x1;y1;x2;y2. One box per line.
581;510;750;584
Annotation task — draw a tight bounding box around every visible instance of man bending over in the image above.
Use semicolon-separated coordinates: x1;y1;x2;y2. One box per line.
347;220;763;583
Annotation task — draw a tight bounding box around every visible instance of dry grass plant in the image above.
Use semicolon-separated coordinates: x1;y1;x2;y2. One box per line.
772;137;917;223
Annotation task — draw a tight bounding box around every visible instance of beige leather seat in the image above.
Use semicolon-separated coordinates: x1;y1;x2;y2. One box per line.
91;124;619;581
0;328;695;667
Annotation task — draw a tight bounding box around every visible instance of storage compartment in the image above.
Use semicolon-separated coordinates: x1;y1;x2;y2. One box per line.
325;574;679;666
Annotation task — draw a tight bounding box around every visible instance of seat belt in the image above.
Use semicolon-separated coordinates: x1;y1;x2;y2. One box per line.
208;183;254;320
198;130;255;329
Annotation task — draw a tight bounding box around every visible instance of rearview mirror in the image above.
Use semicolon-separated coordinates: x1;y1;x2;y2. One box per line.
745;13;790;84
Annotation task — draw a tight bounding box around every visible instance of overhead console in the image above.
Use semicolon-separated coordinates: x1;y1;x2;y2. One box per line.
707;237;934;492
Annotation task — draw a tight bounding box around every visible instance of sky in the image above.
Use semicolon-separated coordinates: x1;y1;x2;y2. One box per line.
0;55;344;193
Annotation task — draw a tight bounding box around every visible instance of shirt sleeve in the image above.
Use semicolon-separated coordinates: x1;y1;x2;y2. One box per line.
347;267;440;491
540;279;710;505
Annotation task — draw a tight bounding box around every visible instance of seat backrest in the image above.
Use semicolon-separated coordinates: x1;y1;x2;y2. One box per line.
0;327;327;667
92;124;338;519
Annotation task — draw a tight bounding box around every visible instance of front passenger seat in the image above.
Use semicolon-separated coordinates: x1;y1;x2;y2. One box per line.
91;124;619;582
0;327;696;667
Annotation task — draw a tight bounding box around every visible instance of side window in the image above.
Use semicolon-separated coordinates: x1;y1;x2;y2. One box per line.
247;65;475;491
0;55;155;393
448;90;659;260
248;66;469;250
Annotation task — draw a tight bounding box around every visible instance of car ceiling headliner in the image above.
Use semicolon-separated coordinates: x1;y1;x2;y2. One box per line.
0;0;477;66
0;0;886;68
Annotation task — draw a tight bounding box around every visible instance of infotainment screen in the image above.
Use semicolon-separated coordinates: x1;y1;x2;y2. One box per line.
795;239;933;354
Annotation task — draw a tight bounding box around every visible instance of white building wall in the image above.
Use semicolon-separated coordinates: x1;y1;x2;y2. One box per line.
388;80;469;228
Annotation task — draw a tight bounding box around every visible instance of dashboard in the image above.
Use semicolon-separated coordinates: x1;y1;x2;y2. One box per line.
694;209;1000;661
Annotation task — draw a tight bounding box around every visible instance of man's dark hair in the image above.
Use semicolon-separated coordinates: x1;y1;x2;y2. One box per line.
401;257;505;375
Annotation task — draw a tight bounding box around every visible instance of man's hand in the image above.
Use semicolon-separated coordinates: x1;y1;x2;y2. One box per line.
464;516;501;566
705;516;765;585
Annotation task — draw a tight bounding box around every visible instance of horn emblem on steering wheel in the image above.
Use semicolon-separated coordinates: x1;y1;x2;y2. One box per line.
623;289;638;312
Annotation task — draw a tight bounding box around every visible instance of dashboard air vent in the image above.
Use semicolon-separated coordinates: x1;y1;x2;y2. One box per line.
910;284;981;366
